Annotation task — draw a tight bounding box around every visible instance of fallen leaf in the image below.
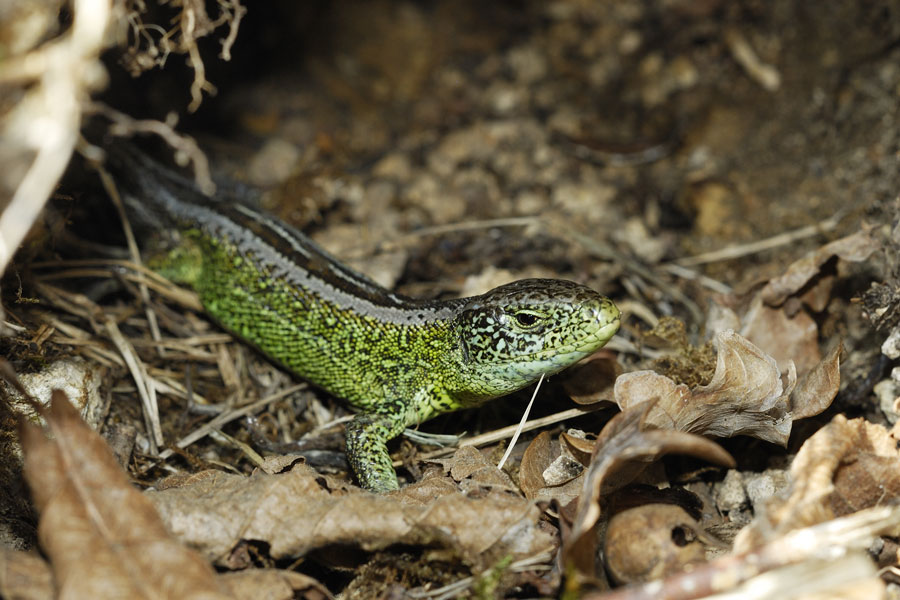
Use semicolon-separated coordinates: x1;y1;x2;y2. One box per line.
20;390;233;599
741;296;821;375
518;431;587;507
761;228;878;307
146;461;553;570
615;330;797;445
562;402;734;581
517;429;595;505
560;430;596;464
0;549;54;600
734;416;900;553
790;342;842;420
519;431;553;500
219;569;331;600
604;504;709;584
430;445;518;491
586;507;897;600
561;354;622;405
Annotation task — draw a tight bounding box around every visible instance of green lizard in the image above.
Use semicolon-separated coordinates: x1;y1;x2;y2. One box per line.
106;142;621;492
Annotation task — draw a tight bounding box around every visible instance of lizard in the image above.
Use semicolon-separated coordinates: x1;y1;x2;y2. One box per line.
103;141;621;491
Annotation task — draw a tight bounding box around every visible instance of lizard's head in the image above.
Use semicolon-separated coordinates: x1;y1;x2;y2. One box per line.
453;278;620;398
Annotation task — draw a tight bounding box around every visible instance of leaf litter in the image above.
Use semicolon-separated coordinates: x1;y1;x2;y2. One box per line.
2;382;329;600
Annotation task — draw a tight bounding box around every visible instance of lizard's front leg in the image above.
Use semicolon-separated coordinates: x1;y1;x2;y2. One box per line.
345;409;409;492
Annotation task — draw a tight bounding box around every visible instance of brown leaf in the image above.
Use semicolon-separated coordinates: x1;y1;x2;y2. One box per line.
518;431;597;505
741;296;821;375
615;330;797;445
761;228;879;307
430;446;518;491
560;430;596;464
562;353;622;405
20;390;233;599
519;431;553;500
604;504;709;584
146;462;553;570
0;549;54;600
219;569;331;600
734;416;900;553
790;342;841;420
562;403;734;581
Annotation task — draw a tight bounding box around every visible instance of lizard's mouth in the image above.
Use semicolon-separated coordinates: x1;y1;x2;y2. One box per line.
572;316;620;352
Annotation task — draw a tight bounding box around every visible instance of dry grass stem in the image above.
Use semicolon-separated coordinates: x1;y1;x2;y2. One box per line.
497;373;544;470
672;210;847;267
104;316;163;450
411;405;605;464
154;382;307;462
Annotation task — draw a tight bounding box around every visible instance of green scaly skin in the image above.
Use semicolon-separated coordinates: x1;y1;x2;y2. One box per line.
111;144;621;492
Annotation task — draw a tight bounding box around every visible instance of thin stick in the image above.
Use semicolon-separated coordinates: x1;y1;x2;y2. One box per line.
671;210;846;267
153;382;306;462
660;263;732;294
32;259;203;310
411;404;605;464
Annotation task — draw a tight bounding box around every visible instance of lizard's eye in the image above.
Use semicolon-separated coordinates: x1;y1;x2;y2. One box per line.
513;310;541;327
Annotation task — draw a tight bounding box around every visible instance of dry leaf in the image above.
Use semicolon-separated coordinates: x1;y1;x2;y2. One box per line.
519;431;553;500
586;507;900;600
519;431;595;505
430;445;518;491
615;330;797;445
604;504;709;584
219;569;331;600
790;342;842;420
0;551;331;600
761;228;879;307
562;354;622;405
741;296;821;375
734;416;900;553
146;462;553;569
0;549;54;600
20;390;233;599
562;403;734;581
560;430;596;464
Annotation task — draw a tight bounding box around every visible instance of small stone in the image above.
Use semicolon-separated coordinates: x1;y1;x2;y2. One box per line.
716;470;749;512
875;378;900;424
485;82;528;115
6;358;107;433
743;469;789;510
372;152;412;180
551;181;616;217
247;138;300;186
507;45;548;84
882;326;900;359
542;454;584;487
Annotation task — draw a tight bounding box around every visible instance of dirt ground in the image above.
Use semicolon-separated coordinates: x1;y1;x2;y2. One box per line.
1;1;899;598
